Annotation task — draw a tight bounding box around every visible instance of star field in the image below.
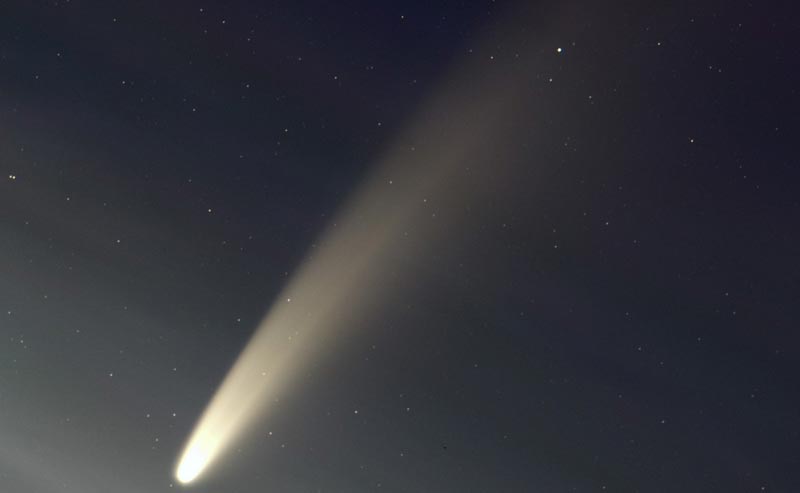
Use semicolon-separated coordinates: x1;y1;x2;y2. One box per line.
1;1;799;492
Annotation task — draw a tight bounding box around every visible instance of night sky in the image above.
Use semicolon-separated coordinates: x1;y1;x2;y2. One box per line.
1;1;799;492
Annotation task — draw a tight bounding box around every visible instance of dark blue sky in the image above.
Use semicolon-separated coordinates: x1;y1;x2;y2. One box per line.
0;1;798;492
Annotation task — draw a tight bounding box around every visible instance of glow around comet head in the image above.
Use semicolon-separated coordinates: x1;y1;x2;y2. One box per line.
175;444;208;484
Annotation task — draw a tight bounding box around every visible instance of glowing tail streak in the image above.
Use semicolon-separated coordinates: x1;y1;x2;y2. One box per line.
174;31;532;485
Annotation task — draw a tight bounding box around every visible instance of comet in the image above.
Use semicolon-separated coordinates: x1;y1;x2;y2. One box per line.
174;8;545;484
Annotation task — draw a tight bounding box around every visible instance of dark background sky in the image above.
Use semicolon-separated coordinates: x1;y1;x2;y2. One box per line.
1;1;799;492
